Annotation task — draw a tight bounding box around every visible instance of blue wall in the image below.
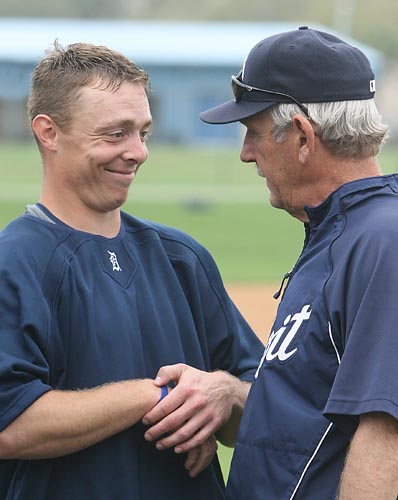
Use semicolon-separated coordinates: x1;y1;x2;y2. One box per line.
0;60;241;143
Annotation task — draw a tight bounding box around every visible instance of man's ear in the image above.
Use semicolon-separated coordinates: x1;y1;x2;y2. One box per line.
292;114;316;164
31;114;59;152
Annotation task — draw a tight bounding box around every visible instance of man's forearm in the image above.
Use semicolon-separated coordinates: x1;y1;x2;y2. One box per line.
215;378;251;447
0;379;160;460
338;412;398;500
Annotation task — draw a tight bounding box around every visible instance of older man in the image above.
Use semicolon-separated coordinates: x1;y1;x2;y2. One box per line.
201;26;398;499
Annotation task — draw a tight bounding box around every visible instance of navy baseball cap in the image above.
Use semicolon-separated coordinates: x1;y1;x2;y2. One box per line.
200;26;376;124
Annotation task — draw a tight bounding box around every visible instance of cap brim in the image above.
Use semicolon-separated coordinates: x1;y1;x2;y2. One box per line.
200;99;275;124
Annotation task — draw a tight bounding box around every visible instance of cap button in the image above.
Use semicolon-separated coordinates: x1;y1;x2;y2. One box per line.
298;26;309;30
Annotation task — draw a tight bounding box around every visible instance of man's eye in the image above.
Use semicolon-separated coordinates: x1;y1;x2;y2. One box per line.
108;131;125;139
140;129;152;142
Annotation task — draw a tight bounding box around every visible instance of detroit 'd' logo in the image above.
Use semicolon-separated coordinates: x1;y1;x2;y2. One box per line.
255;305;311;377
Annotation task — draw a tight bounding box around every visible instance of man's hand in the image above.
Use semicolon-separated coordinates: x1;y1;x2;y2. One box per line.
142;363;250;453
185;435;218;478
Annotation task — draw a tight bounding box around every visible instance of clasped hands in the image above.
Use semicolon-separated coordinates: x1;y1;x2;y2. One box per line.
142;363;237;478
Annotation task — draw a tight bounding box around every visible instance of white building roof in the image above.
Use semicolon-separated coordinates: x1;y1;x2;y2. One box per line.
0;17;384;71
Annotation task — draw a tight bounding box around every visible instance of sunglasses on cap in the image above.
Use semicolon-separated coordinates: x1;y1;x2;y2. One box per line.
231;70;310;117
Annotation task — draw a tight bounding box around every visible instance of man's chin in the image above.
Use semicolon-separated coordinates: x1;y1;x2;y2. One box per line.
269;196;283;210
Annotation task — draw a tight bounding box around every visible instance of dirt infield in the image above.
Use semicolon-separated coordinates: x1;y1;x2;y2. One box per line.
226;283;279;344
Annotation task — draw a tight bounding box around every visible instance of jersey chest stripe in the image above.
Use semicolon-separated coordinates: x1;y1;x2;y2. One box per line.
289;322;341;499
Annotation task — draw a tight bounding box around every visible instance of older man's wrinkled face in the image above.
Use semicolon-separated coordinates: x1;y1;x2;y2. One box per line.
240;111;301;216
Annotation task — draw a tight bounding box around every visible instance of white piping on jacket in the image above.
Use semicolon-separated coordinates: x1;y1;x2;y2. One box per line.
289;322;341;500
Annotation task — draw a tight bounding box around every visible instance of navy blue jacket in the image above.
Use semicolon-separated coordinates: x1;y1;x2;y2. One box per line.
227;175;398;500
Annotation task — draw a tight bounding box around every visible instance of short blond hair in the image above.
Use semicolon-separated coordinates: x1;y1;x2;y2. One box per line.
27;41;149;130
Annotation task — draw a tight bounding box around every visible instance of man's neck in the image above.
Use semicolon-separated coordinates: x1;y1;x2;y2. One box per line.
291;156;383;223
38;197;122;238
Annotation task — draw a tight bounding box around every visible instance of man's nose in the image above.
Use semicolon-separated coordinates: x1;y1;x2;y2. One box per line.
240;132;255;164
122;133;148;164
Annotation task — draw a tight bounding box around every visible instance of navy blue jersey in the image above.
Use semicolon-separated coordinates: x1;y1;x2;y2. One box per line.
0;206;263;500
227;175;398;500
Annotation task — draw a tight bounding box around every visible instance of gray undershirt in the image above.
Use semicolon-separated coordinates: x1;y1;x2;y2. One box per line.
25;204;56;224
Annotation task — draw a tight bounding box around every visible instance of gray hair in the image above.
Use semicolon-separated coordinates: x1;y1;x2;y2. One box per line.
270;100;388;159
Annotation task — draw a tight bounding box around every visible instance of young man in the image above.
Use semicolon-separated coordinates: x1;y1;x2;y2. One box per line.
201;27;398;499
0;42;263;499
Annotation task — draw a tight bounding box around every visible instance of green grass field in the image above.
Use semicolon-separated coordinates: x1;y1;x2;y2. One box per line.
1;141;397;282
0;140;397;480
